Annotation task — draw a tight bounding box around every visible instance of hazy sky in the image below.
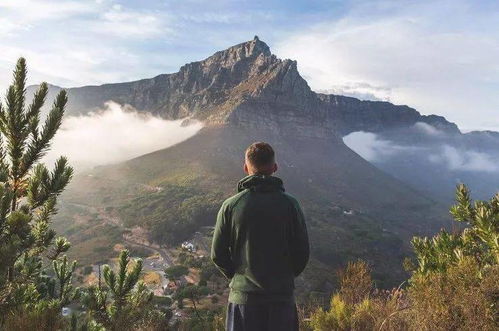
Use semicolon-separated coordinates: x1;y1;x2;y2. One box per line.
1;0;498;131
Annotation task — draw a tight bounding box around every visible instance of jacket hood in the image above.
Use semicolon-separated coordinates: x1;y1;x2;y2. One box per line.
237;175;285;193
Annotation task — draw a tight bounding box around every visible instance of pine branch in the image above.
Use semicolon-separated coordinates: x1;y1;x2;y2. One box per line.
24;82;47;133
19;90;67;178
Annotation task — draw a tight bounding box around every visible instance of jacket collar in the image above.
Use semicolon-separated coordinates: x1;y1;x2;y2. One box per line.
237;175;285;193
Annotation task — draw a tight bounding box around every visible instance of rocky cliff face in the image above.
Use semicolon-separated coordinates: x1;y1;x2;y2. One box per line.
30;36;462;139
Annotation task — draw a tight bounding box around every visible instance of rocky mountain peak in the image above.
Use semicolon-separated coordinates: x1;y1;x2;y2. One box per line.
31;38;470;140
188;36;272;72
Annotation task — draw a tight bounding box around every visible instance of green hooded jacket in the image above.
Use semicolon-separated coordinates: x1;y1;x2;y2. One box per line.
211;175;310;304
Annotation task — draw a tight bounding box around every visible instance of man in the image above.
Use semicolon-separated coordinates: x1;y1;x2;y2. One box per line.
211;142;310;331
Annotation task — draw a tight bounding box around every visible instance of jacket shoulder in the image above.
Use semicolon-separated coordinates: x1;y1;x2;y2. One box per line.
282;192;302;209
221;190;250;210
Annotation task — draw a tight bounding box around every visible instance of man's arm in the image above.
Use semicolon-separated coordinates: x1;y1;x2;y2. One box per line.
211;202;234;279
289;198;310;276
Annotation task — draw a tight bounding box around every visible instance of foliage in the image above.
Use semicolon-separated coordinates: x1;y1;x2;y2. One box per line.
164;264;189;283
404;183;498;330
308;261;407;331
118;187;222;245
81;249;163;331
337;260;372;305
308;186;499;330
177;306;225;331
175;284;209;315
407;258;498;330
0;58;77;326
2;299;66;331
411;184;498;275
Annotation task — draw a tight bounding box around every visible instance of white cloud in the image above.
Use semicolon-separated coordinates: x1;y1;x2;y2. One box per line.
429;145;499;173
93;6;169;38
344;130;499;173
343;131;403;162
413;122;443;136
318;82;391;101
43;101;203;170
0;1;174;92
0;45;125;90
0;0;97;33
275;0;499;131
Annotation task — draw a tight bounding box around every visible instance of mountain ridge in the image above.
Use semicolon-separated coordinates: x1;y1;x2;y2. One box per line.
28;36;478;138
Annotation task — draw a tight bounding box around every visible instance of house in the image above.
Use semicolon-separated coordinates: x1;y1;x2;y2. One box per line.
181;241;195;252
62;307;71;317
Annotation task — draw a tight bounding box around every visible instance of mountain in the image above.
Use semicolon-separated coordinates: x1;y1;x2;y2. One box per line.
30;36;498;204
31;37;461;136
45;37;464;297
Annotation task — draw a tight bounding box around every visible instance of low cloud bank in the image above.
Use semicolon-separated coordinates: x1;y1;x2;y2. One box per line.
343;124;499;173
342;131;403;162
429;146;499;173
318;82;392;102
44;101;203;170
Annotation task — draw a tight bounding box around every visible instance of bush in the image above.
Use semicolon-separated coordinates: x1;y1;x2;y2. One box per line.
2;300;65;331
308;261;407;331
407;258;498;330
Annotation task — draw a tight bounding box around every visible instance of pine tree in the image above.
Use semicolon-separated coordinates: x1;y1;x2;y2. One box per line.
411;184;498;275
0;58;76;323
82;250;158;330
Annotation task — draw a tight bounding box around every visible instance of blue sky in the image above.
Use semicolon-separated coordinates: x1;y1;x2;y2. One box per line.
0;0;498;131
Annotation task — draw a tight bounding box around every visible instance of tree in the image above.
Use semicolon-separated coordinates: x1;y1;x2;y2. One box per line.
82;249;159;331
0;57;76;326
175;284;210;323
164;264;188;286
411;184;498;275
407;184;498;329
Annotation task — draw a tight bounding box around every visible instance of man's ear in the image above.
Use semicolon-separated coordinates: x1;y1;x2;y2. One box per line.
273;162;278;174
244;163;249;174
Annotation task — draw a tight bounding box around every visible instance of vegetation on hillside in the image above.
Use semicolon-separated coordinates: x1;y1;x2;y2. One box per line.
306;184;498;330
118;187;222;245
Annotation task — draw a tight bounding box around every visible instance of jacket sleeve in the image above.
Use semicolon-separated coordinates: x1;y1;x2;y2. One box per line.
290;199;310;277
211;202;234;279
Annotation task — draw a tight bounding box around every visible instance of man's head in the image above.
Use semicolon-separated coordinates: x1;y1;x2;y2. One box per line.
244;142;278;176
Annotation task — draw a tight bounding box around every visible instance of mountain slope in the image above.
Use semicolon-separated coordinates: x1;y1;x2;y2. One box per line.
64;125;448;293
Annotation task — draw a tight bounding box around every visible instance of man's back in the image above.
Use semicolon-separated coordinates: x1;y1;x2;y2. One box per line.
212;175;309;304
211;142;309;331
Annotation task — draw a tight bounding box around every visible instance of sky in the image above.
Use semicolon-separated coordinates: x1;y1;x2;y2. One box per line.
0;0;498;132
